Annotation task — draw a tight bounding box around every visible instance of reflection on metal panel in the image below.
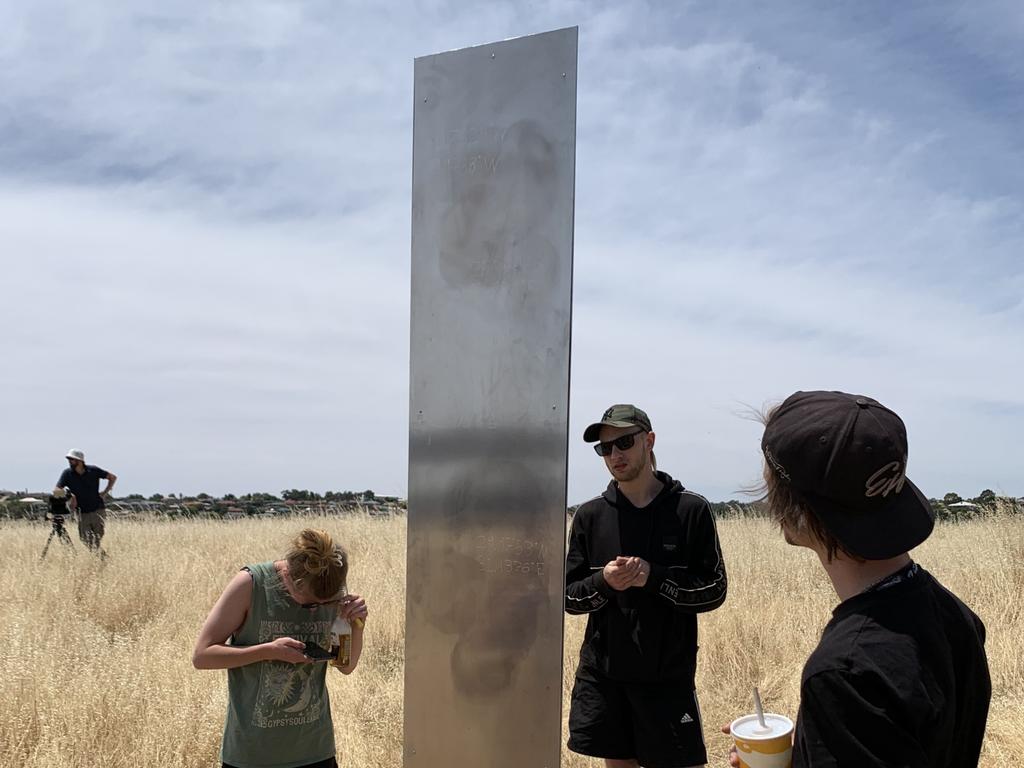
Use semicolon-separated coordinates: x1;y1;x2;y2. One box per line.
405;27;577;768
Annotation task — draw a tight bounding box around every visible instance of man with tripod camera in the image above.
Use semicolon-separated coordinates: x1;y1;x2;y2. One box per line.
55;449;117;554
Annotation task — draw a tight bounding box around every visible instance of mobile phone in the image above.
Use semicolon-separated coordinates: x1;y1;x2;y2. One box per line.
302;643;335;661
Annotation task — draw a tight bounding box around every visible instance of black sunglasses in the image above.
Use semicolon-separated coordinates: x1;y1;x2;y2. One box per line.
299;586;349;611
299;598;344;611
593;430;646;457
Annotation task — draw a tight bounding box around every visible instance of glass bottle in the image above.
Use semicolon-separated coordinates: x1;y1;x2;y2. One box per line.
330;616;352;667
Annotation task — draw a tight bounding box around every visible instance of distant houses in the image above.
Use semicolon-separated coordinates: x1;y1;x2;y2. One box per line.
0;490;407;520
1;488;1019;522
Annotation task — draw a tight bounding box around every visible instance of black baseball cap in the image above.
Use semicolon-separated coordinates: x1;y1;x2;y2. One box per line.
583;404;652;443
761;391;935;560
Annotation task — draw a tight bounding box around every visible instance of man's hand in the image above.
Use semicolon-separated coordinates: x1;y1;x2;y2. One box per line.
623;556;651;587
265;636;310;664
603;557;642;590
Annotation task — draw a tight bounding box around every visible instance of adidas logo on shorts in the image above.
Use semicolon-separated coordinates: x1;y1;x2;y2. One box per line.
679;713;694;724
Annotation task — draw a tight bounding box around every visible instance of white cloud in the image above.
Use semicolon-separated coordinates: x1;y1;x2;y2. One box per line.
0;184;409;495
1;1;1021;501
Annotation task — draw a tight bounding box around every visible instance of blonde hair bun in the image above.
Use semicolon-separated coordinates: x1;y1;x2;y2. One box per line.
285;529;349;600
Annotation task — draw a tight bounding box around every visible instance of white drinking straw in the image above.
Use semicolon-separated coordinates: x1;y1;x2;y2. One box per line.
753;686;768;731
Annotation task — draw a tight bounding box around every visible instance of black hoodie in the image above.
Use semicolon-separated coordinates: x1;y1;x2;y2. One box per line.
565;471;727;683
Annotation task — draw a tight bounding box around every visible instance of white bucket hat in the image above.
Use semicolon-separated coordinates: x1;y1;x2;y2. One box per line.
66;449;85;462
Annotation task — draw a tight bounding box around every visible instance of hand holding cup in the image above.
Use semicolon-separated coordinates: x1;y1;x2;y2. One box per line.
727;713;794;768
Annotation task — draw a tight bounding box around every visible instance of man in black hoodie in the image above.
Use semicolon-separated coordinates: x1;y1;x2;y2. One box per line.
566;404;727;768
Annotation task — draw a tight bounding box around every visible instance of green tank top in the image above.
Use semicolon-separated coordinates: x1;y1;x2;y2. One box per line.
220;561;337;768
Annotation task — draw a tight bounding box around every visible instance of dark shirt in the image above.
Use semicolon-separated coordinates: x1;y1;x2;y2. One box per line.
564;472;727;682
794;565;990;768
57;465;109;514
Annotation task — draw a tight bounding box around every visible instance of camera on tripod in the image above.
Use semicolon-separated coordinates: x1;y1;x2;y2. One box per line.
41;488;76;560
49;488;73;521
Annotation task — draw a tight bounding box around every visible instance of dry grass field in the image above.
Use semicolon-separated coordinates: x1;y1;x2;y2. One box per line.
1;511;1019;767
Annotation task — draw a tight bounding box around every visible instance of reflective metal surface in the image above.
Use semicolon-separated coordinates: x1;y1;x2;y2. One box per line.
405;27;577;768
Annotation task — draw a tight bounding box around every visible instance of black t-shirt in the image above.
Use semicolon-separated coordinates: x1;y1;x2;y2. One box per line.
57;465;109;514
794;564;990;768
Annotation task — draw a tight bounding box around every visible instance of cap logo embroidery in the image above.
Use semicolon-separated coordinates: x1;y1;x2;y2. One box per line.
763;448;791;482
603;407;615;420
865;460;906;498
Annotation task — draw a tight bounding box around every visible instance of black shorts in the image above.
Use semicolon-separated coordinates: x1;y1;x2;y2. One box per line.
568;673;707;768
224;759;336;768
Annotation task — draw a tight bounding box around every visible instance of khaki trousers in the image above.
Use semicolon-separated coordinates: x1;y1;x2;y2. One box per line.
78;510;106;550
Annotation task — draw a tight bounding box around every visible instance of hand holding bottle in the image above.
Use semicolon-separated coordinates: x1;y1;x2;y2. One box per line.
340;593;368;628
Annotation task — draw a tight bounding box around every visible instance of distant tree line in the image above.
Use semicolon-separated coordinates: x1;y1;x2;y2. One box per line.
0;489;405;520
703;489;1020;522
3;487;1019;522
117;489;402;504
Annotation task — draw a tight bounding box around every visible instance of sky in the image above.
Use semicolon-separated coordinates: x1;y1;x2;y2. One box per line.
2;0;1022;503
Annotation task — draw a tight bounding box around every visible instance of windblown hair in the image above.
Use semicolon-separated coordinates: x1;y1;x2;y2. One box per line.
284;529;349;600
754;405;859;563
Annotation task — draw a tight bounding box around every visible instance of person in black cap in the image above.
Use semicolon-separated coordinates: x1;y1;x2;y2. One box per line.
725;390;990;767
566;404;727;768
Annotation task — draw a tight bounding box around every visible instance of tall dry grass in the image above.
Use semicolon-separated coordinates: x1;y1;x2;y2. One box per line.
0;512;1019;766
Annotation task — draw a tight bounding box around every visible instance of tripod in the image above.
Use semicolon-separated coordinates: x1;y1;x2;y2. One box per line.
40;516;75;560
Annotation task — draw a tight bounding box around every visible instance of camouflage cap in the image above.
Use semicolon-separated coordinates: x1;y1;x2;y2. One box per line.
583;404;652;443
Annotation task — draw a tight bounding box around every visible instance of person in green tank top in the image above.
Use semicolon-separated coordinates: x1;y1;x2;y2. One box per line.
193;528;369;768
